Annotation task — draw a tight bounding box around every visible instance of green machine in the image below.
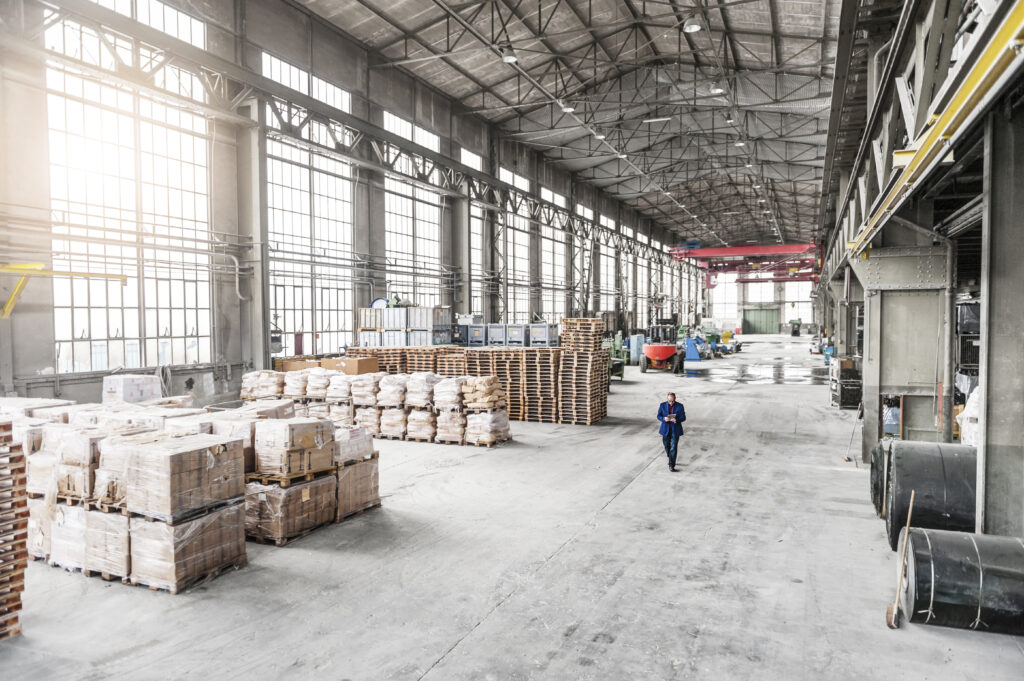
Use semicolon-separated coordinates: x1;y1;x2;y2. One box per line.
605;332;627;380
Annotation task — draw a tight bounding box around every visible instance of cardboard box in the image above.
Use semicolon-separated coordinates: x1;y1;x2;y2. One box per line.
56;462;93;499
102;374;163;404
121;433;245;522
254;418;333;452
280;359;321;372
245;476;337;543
257;441;337;475
50;504;87;570
320;357;380;375
84;510;130;577
129;502;246;593
336;455;380;522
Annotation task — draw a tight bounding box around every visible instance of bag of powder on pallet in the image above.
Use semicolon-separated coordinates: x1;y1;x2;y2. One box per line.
377;375;408;407
305;368;336;399
326;374;353;400
355;407;381;436
433;377;465;411
435;410;466;443
351;373;385;406
466;409;511;446
406;372;441;408
379;408;407;438
406;409;436;441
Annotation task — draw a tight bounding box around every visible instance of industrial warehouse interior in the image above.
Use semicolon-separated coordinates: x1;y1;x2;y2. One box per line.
1;0;1023;678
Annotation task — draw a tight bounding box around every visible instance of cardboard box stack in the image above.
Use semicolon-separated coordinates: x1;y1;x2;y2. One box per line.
245;475;337;545
102;374;163;404
253;418;335;476
334;426;374;463
0;418;27;641
336;453;380;523
240;370;285;399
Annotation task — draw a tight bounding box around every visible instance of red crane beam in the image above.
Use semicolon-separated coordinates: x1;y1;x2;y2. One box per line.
671;243;817;260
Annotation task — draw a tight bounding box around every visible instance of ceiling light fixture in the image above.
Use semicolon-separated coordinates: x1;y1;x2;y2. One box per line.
725;113;735;124
752;184;761;189
560;102;575;113
593;130;606;140
734;140;745;147
683;16;702;33
745;162;753;168
709;81;726;95
643;116;673;124
616;152;627;159
498;44;517;63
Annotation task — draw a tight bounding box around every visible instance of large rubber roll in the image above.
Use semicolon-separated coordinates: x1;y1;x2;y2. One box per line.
869;439;894;517
900;528;1024;635
885;442;976;551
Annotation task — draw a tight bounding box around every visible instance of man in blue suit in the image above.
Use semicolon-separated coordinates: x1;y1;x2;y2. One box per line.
657;392;686;472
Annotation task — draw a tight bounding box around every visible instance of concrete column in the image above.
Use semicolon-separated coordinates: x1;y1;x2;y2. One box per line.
450;191;470;315
977;111;1024;535
237;101;270;368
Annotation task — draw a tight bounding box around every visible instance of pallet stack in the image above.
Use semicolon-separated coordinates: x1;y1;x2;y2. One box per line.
560;318;606;351
246;418;339;546
523;348;561;423
436;351;467;377
405;348;438;373
558;349;610;425
0;418;27;641
493;349;525;421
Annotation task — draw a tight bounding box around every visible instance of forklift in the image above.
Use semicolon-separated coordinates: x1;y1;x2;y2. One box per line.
640;324;685;373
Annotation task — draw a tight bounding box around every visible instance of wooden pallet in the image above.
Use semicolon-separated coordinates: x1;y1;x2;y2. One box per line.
247;519;334;547
374;433;405;441
338;451;380;467
129;497;247;525
336;500;382;522
128;555;248;595
468;437;512;448
433;438;465;446
464;405;507;413
246;466;337;488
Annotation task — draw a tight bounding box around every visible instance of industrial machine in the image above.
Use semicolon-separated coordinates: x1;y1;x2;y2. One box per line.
640;324;684;373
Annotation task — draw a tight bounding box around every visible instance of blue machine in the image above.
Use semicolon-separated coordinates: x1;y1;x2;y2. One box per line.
684;337;703;362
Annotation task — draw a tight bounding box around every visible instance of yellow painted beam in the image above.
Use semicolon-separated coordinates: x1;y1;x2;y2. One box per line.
849;2;1024;255
0;263;127;318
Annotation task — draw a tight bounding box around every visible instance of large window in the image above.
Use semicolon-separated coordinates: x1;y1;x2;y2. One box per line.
539;188;567;322
598;215;617;312
382;112;443;307
747;279;774;303
262;52;355;356
46;11;212;372
499;168;531;323
461;150;486;316
711;273;739;328
785;281;813;322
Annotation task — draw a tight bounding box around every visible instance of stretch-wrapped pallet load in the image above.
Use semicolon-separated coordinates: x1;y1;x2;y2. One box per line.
162;414;215;436
466;410;512;446
406;372;441;408
139;395;196;409
355;407;381;436
336;454;380;522
283;370;310;398
236;398;295;420
462;376;507;410
304;368;336;399
0;397;74;418
433;377;465;411
129;502;246;594
379;408;407;439
206;413;260;474
102;374;163;404
28;403;101;424
123;433;245;523
435;410;466;443
240;370;285;399
27;497;51;560
253;418;335;476
245;475;337;545
49;505;130;578
334;426;374;463
406;409;436;441
12;418;46;454
329;401;355;426
326;374;353;400
351;373;384;406
377;374;408;407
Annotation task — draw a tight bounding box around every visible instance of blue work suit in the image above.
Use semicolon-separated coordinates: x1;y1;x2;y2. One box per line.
657;401;686;468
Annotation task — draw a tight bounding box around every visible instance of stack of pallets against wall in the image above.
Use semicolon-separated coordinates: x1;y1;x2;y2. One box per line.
436;351;467;377
0;417;27;640
405;347;438;373
522;348;561;423
558;319;610;425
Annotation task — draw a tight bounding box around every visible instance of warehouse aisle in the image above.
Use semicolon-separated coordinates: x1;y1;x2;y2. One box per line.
3;336;1022;680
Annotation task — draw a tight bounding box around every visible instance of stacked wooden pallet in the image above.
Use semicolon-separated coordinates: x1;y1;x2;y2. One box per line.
405;347;439;373
344;347;376;360
0;418;27;640
436;351;467;377
464;348;497;377
493;349;525;421
558;349;610;425
560;317;606;351
522;348;561;423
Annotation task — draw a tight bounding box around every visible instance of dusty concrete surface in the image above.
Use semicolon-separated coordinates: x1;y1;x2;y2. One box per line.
3;335;1022;679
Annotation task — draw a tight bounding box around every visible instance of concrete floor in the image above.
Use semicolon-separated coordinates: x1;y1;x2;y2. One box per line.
3;335;1023;679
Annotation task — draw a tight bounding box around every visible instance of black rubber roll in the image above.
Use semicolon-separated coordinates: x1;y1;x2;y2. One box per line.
869;439;893;517
900;528;1024;635
885;442;976;551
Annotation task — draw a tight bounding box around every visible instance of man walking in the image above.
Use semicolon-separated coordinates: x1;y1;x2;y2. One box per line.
657;392;686;472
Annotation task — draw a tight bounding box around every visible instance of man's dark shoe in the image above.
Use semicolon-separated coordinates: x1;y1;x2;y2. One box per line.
670;466;678;472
